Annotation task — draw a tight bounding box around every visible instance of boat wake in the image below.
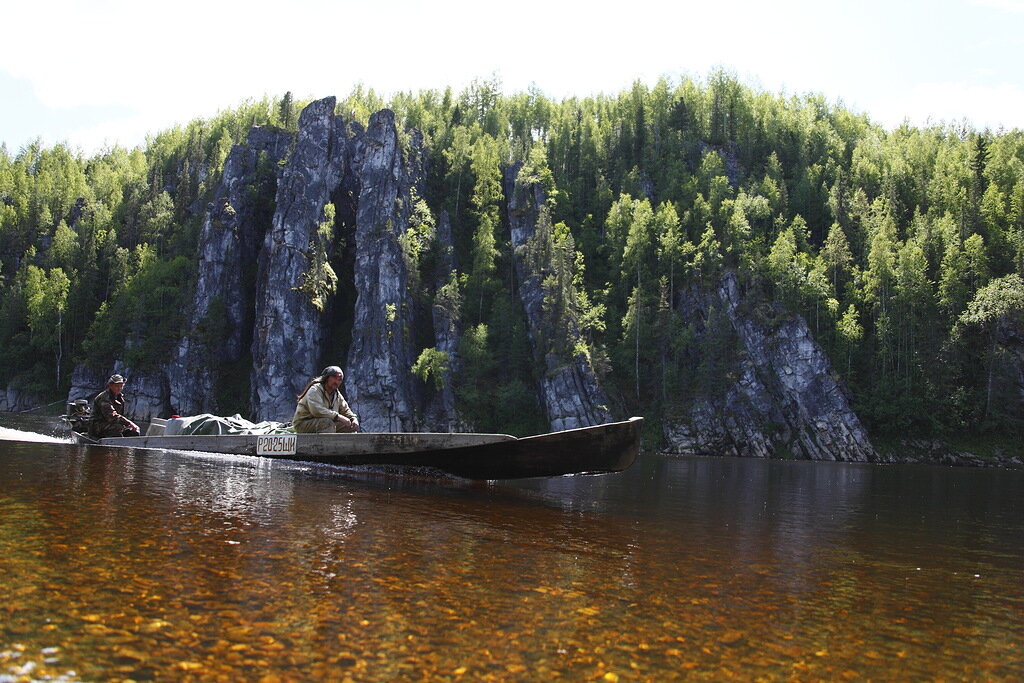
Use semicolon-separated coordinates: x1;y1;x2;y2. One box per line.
0;426;74;443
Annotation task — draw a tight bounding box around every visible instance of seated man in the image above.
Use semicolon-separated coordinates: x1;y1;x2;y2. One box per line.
88;374;141;439
292;366;359;434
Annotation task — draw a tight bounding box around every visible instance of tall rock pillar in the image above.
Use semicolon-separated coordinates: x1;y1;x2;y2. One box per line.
251;97;349;420
505;162;613;430
166;126;290;415
343;110;421;432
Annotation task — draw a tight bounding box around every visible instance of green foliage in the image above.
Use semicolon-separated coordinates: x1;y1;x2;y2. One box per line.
958;273;1024;327
80;246;194;371
464;135;503;323
412;348;450;390
296;203;339;312
399;194;437;295
953;274;1024;427
766;226;805;308
3;72;1023;443
23;264;70;386
453;305;545;436
821;222;853;293
435;271;462;318
278;91;297;130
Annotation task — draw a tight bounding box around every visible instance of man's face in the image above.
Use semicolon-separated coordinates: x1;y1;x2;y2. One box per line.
109;382;125;395
324;375;342;392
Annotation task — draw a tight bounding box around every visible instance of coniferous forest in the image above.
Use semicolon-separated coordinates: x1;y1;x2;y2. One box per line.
2;72;1022;451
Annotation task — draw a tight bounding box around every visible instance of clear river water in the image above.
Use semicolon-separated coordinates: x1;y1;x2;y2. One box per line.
0;415;1021;681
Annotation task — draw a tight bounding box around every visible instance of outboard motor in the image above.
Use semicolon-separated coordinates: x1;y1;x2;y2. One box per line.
62;399;91;434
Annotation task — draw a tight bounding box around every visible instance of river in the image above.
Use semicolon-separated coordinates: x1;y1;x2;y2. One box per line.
1;415;1021;681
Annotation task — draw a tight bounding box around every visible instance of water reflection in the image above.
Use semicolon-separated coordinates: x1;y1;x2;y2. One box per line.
1;420;1022;680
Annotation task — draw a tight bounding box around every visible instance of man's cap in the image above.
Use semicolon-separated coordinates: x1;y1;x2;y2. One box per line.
108;374;126;384
320;366;343;379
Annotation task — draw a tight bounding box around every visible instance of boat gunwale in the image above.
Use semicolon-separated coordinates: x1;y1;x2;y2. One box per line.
87;416;643;450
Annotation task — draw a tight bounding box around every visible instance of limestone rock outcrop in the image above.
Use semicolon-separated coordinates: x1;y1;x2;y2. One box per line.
663;272;877;462
59;99;877;460
66;362;169;422
504;163;612;431
342;111;422;432
419;210;462;431
166;125;290;415
245;100;426;427
250;98;352;421
120;368;171;423
67;365;106;405
0;384;44;413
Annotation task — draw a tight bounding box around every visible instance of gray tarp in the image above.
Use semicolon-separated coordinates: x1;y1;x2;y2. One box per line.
164;414;293;436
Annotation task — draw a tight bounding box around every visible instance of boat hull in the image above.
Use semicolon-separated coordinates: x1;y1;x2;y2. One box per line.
71;417;644;480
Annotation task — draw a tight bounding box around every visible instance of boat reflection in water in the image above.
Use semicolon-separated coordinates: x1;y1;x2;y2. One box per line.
0;416;1022;680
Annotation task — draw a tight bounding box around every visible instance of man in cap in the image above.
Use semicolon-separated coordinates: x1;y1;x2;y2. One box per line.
88;374;141;439
293;366;359;433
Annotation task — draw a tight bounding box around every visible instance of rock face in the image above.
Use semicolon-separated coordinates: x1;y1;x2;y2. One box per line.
66;362;169;423
245;100;426;427
419;210;462;431
67;365;106;405
504;163;613;431
997;317;1024;406
0;384;45;412
166;125;290;415
250;98;353;421
65;101;431;429
342;111;422;432
663;272;876;462
54;99;877;456
55;98;436;428
120;368;171;423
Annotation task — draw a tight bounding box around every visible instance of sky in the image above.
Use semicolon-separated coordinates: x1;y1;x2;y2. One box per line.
2;0;1023;156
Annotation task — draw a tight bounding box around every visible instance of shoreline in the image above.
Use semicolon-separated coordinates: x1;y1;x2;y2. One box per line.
661;440;1024;469
5;412;1022;470
874;438;1024;469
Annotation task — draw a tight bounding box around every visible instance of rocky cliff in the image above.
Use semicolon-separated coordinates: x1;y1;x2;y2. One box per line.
250;98;353;421
67;99;433;428
418;210;462;432
342;111;422;432
166;125;290;415
67;363;169;423
505;163;613;430
56;98;888;464
998;317;1024;406
242;100;429;426
0;386;44;413
663;272;877;462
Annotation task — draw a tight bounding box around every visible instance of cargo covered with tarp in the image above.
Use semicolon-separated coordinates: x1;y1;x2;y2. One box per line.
163;414;293;436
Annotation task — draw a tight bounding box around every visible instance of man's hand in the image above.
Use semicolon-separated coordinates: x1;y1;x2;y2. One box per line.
334;414;358;432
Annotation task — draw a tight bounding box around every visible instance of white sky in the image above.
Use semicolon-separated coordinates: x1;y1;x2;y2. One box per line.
2;0;1023;155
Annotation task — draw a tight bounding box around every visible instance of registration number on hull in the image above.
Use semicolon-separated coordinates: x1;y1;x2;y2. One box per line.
256;434;297;456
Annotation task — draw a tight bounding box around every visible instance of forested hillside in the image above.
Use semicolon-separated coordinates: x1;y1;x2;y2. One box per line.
2;73;1022;447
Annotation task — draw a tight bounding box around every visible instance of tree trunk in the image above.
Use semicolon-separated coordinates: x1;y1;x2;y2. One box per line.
55;309;63;389
984;328;998;423
635;265;641;402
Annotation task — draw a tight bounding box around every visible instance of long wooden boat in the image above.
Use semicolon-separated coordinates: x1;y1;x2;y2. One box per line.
65;417;643;480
